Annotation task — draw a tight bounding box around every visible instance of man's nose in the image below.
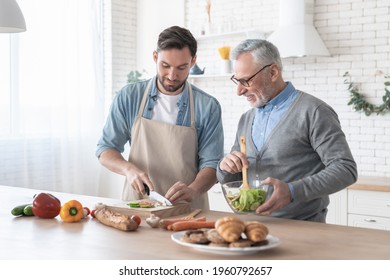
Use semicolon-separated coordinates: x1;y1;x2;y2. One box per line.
167;68;177;80
237;84;247;96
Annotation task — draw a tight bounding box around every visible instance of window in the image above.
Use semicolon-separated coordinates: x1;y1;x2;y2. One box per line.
0;0;105;195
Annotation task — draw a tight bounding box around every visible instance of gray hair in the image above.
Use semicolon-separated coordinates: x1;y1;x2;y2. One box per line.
231;39;283;72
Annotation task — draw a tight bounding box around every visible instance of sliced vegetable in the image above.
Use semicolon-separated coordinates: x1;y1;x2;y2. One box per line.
139;201;154;208
127;201;140;208
32;193;61;219
60;200;84;223
128;200;154;208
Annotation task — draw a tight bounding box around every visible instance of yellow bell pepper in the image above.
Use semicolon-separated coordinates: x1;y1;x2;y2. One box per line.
60;200;84;223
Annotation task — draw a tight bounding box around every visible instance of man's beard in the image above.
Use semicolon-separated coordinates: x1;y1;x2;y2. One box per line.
158;74;187;93
251;80;274;108
251;94;269;108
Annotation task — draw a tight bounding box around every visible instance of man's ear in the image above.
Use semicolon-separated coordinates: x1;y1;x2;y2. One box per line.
270;64;280;82
191;55;197;67
153;51;158;63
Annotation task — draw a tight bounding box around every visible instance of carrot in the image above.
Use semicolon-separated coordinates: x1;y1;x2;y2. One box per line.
159;216;206;229
166;219;206;230
170;220;216;231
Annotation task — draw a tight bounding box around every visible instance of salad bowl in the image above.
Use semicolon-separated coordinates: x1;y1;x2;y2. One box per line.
221;180;270;214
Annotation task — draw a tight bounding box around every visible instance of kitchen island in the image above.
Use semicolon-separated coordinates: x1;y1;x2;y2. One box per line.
1;185;389;260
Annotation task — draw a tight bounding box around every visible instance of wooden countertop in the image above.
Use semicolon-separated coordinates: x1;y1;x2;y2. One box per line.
1;185;390;260
348;176;390;192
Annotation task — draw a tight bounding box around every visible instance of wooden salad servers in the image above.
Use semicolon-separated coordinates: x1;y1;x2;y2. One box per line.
240;136;250;189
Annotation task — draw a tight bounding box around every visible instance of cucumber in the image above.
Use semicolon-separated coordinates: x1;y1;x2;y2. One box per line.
23;204;34;216
127;201;140;208
11;204;31;216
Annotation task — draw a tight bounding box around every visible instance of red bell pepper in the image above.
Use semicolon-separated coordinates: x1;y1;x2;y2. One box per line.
32;193;61;219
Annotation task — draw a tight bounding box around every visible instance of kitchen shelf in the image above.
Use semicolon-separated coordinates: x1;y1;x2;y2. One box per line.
189;74;232;79
196;29;269;41
191;29;269;81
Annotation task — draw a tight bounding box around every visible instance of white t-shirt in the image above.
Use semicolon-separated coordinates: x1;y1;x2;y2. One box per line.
151;91;182;125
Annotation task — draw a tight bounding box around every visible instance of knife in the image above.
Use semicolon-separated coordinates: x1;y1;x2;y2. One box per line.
144;184;172;206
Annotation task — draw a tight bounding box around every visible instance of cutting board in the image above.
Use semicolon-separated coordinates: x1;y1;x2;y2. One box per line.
105;200;192;219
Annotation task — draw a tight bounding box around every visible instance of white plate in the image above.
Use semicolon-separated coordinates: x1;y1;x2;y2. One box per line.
171;231;280;256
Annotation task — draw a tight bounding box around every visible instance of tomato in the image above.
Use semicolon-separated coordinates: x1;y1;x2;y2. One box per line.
131;214;141;226
83;207;91;218
32;193;61;219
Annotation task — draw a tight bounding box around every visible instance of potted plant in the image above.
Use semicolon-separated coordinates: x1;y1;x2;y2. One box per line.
127;70;147;84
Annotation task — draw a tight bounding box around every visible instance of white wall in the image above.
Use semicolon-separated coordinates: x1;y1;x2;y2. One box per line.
99;0;138;198
136;0;185;76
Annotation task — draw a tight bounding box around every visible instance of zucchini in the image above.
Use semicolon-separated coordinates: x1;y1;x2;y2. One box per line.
23;204;34;216
11;204;31;216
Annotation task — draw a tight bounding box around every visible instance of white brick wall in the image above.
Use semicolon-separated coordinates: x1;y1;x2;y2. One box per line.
184;0;390;177
105;0;137;111
108;0;390;178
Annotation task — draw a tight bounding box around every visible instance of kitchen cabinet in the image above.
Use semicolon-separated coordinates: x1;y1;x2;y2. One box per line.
347;189;390;230
328;176;390;230
326;189;347;225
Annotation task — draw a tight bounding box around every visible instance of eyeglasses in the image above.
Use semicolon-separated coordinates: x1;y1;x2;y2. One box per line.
230;64;273;87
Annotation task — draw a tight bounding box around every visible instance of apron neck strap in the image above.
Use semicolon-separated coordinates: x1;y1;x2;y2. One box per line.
188;82;195;127
138;79;195;127
137;79;153;117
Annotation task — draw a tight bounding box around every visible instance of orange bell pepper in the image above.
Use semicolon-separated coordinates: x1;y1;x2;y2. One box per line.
60;200;84;223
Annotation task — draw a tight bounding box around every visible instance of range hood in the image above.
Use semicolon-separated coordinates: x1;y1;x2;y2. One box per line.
267;0;330;58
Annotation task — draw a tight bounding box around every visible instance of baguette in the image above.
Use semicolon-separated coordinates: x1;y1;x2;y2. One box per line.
95;207;138;231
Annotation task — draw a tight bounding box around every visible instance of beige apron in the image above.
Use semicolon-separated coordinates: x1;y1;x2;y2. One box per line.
122;80;209;209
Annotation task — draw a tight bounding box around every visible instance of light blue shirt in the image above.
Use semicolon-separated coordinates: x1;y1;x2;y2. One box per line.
96;77;224;170
251;81;297;200
252;81;297;150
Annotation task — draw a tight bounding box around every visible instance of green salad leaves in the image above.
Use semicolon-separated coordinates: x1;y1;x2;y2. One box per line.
228;189;267;212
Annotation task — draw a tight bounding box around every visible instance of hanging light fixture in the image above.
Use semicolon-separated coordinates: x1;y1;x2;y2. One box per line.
0;0;26;33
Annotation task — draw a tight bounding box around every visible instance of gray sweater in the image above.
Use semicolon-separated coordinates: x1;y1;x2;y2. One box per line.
217;90;357;221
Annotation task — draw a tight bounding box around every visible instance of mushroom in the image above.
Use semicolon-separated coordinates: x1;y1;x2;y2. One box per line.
146;213;160;228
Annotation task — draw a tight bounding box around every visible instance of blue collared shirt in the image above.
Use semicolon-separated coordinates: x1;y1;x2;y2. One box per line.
251;81;298;200
252;81;297;151
96;77;224;170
